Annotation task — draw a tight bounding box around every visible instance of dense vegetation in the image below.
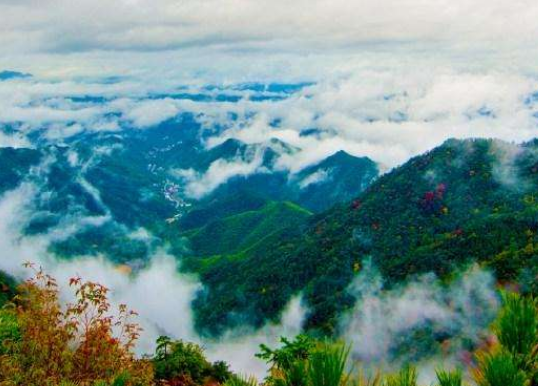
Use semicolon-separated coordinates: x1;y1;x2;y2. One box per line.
183;201;311;262
193;138;538;335
0;266;153;385
0;271;16;308
1;270;537;386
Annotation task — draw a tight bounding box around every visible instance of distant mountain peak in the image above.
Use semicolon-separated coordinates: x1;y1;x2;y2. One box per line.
327;149;353;160
308;149;375;171
266;137;300;155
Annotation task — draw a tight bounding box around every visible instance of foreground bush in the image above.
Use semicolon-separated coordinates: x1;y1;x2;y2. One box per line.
257;335;351;386
0;265;153;386
384;366;418;386
474;349;526;386
153;335;232;385
435;369;462;386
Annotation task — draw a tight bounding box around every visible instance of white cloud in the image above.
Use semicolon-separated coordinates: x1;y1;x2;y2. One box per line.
173;150;267;199
1;0;538;57
340;261;499;369
199;70;538;170
2;67;538;170
115;98;181;128
298;169;330;189
204;296;306;378
0;131;30;148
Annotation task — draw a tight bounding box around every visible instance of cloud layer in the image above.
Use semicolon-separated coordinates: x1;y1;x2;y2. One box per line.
1;69;538;175
2;0;538;56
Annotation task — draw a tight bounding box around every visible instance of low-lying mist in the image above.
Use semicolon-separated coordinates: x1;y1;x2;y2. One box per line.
340;261;499;382
0;182;307;376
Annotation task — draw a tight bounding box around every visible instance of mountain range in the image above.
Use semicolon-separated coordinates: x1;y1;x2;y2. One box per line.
2;110;538;338
0;112;378;313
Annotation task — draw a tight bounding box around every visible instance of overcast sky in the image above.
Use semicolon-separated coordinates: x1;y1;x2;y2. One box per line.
1;0;538;80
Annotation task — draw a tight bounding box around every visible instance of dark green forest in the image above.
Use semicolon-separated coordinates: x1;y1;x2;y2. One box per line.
191;138;538;335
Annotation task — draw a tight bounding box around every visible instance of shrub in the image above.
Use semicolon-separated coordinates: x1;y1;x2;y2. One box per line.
0;265;153;386
153;335;232;385
223;374;259;386
256;335;315;372
351;369;382;386
154;338;209;384
307;342;351;386
495;292;538;374
0;308;20;355
210;360;233;383
277;359;309;386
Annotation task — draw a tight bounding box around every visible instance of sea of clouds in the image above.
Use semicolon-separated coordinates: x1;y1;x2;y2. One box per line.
2;68;538;195
0;181;306;377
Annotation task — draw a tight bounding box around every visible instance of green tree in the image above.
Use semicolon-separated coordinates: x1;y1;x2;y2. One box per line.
495;292;538;380
153;337;231;385
474;350;526;386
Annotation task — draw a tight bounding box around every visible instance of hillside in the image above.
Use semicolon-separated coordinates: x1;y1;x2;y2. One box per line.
192;138;538;335
184;200;312;257
0;148;41;194
292;150;378;212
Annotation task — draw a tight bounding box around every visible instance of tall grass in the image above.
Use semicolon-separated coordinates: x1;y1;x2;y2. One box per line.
384;365;417;386
352;369;383;386
308;342;351;386
435;369;462;386
224;374;259;386
278;359;309;386
496;292;538;370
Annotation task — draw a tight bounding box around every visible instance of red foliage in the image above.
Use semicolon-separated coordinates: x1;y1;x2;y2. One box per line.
351;200;362;210
0;263;153;385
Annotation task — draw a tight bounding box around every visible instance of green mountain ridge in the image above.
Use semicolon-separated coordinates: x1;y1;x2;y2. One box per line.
192;137;538;335
185;200;312;257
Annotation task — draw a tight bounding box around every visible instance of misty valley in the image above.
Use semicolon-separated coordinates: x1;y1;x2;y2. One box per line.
1;73;538;386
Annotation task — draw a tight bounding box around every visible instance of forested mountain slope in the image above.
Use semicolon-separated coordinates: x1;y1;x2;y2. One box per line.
192;138;538;335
